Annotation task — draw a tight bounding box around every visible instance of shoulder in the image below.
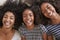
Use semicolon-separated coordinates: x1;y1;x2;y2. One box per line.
0;28;4;35
18;24;26;32
38;24;46;29
0;29;6;40
38;24;48;33
14;30;21;36
12;30;21;40
19;24;25;29
46;24;60;30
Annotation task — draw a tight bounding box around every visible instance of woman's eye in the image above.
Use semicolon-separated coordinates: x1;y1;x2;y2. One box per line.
30;14;32;17
4;16;7;18
23;15;26;17
10;17;14;20
47;5;51;9
29;13;33;17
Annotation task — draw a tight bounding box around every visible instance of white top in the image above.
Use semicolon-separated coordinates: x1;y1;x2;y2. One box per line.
12;30;21;40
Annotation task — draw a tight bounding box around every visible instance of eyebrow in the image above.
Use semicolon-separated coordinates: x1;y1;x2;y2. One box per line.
46;5;50;9
46;5;54;12
6;15;14;18
11;16;14;17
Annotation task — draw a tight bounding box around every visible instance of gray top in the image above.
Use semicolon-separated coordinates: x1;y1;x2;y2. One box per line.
46;24;60;40
19;24;47;40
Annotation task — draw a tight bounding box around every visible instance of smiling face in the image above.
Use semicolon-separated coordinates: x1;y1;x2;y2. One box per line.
41;3;56;18
23;9;34;27
2;11;15;29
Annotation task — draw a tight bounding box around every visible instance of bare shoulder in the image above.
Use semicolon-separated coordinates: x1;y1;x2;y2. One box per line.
0;29;3;35
0;28;5;36
0;28;6;40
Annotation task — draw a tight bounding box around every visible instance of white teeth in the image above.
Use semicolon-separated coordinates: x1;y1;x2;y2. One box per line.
27;21;30;23
27;19;31;23
27;21;31;23
27;20;32;25
5;22;10;26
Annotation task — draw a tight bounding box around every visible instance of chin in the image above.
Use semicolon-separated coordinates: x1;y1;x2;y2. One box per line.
5;26;12;28
27;24;32;26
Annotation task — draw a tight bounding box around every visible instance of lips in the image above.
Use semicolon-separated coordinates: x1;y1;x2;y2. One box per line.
27;21;31;24
4;21;11;26
25;19;32;25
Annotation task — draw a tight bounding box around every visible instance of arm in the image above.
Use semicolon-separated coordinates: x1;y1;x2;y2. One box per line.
40;25;53;40
43;33;53;40
48;35;54;40
21;36;26;40
42;32;48;40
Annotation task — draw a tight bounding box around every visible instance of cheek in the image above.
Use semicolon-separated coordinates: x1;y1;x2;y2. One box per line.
42;12;47;16
43;13;49;17
41;10;45;14
23;17;26;22
11;19;15;24
2;18;5;23
42;10;49;17
52;8;55;12
32;16;34;21
44;13;48;16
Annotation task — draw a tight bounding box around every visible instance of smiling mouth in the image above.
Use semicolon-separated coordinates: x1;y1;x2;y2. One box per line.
4;21;11;26
27;21;31;23
48;12;52;16
26;20;32;24
5;23;10;26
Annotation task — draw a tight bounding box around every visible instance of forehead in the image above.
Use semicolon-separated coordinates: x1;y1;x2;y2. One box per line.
23;9;33;14
4;11;14;16
41;3;53;9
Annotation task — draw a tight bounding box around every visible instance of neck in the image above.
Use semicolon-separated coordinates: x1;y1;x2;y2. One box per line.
26;24;34;30
1;26;13;35
51;13;60;24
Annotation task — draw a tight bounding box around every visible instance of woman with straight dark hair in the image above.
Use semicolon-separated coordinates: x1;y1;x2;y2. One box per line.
40;1;60;40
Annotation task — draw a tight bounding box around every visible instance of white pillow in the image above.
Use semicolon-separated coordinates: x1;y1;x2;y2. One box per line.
0;0;7;6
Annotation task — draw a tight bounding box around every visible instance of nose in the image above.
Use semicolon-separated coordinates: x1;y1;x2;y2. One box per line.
6;18;10;22
27;15;30;20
